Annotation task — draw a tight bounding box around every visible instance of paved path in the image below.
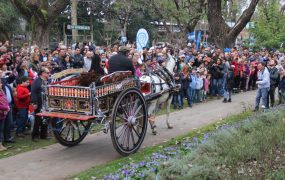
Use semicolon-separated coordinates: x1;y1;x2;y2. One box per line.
0;91;256;180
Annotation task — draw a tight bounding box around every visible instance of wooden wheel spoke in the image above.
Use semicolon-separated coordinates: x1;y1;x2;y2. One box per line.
72;125;75;141
130;128;136;147
115;122;127;129
132;126;141;138
134;105;143;117
120;126;128;148
75;122;82;137
117;114;127;122
65;125;71;141
116;125;127;139
126;127;130;150
119;104;129;118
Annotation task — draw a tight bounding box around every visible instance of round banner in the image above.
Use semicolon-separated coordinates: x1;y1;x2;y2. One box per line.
136;28;149;51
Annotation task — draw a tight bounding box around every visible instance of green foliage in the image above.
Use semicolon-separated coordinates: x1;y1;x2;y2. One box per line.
0;0;22;40
157;109;285;179
251;1;285;49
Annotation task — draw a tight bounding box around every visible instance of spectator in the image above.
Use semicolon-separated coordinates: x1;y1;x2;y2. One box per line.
223;65;234;103
173;73;183;109
30;53;41;73
0;77;10;151
188;68;197;108
83;51;93;72
15;76;30;137
181;65;191;107
60;55;73;71
1;70;15;143
39;48;48;62
72;47;84;69
279;69;285;103
132;52;142;77
209;58;224;96
16;58;29;82
195;71;204;102
253;62;270;111
31;68;50;141
89;53;104;75
267;60;279;108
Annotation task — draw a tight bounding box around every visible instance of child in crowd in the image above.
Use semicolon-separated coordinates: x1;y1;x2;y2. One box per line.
15;76;30;137
195;71;204;102
173;73;183;109
188;68;197;107
203;74;211;101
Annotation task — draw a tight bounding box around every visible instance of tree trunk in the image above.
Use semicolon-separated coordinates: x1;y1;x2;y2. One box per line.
207;0;259;49
71;0;78;43
32;23;50;48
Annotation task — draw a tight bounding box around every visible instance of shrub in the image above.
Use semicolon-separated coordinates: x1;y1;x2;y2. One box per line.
157;109;285;179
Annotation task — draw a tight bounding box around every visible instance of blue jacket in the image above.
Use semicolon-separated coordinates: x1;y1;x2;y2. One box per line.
256;67;270;89
189;74;197;89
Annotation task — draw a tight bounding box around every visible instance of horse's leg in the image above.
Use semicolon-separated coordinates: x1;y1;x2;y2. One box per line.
148;101;157;135
166;95;173;129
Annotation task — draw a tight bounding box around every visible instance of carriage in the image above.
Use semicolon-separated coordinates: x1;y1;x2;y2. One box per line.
37;69;167;156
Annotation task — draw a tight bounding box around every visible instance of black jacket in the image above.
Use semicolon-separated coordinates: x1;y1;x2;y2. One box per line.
31;77;45;109
108;52;135;75
209;64;224;79
268;67;279;86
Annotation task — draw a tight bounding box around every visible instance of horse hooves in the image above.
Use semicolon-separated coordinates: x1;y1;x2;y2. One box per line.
167;124;173;129
151;128;157;135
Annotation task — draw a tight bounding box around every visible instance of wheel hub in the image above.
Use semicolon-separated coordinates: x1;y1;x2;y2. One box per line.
127;116;137;126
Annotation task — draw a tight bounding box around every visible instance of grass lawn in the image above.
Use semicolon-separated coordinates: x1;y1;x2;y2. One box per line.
0;134;56;159
72;110;252;179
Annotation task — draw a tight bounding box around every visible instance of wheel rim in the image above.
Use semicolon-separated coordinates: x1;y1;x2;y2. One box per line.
53;118;90;143
113;90;147;152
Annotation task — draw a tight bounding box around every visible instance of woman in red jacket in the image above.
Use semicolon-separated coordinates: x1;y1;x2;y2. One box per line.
15;76;30;137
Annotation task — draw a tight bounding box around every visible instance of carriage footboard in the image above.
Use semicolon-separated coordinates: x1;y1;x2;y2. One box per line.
37;111;96;121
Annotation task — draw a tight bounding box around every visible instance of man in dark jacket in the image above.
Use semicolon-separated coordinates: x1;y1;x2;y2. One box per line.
31;68;49;141
72;47;84;68
267;60;279;108
108;46;135;75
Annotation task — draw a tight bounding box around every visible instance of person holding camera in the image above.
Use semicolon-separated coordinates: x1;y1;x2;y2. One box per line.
253;62;270;111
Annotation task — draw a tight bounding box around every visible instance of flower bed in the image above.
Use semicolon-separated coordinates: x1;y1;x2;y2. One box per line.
98;106;285;180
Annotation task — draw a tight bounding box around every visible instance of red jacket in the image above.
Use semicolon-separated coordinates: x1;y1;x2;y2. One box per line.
16;85;30;108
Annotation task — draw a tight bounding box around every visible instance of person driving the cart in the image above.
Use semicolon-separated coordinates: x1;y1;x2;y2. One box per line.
108;46;136;75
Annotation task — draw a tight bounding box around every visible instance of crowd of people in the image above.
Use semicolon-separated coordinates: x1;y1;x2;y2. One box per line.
1;40;285;151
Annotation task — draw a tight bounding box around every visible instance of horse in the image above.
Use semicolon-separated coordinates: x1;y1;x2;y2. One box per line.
140;53;176;135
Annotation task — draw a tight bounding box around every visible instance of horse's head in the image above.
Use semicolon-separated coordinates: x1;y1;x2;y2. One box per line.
165;53;176;75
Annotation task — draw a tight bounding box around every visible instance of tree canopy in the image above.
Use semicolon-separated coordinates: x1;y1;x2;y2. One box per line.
5;0;264;48
250;0;285;49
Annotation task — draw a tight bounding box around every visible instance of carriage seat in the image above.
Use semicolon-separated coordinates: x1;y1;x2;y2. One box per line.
100;71;133;84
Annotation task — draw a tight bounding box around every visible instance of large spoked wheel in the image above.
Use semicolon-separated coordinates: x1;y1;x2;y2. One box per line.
51;118;92;147
110;88;148;156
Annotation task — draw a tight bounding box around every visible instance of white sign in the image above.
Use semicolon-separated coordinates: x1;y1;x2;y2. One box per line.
136;28;149;51
67;25;90;30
